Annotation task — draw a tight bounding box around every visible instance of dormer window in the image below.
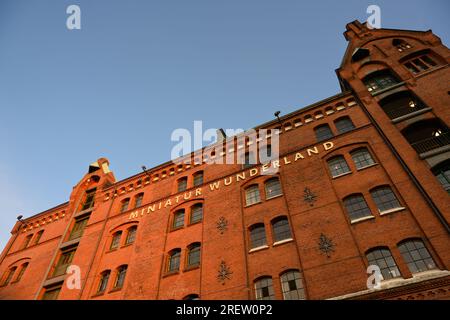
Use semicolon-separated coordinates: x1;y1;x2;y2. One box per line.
393;39;412;52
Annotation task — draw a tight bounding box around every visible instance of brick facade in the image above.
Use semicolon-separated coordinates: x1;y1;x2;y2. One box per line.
0;20;449;300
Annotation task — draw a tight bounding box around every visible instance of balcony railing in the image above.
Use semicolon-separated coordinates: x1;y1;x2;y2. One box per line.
383;102;427;120
410;132;450;154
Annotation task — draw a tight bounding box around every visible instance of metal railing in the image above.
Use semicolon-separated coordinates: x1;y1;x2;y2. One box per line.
410;131;450;154
383;102;426;120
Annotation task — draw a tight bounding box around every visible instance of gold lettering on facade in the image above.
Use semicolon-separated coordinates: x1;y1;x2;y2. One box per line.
307;147;319;156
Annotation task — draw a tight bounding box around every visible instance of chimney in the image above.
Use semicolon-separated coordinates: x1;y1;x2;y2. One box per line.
344;20;367;41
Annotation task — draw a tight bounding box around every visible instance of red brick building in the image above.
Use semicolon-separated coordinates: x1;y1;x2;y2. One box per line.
0;21;449;300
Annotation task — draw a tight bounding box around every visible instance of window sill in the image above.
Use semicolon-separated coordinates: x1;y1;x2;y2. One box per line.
121;242;134;249
244;201;262;208
184;265;200;273
265;194;283;201
356;163;378;171
350;215;375;225
91;291;105;298
108;287;122;294
249;245;269;253
188;220;203;227
273;238;294;247
170;226;185;232
379;207;406;216
162;271;180;278
331;171;352;179
106;248;119;254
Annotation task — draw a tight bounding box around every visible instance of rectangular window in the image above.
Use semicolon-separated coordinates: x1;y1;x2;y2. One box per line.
42;284;62;300
193;172;204;187
68;215;90;240
403;55;438;75
178;178;188;192
53;248;77;277
172;211;185;229
81;189;96;211
134;194;143;208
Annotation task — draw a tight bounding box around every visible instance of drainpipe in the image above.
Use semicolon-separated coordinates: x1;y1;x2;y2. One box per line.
351;90;450;233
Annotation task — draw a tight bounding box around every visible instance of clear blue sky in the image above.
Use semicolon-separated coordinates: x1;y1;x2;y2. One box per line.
0;0;448;250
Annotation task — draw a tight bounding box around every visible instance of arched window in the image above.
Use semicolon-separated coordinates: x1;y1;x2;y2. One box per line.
264;178;282;199
366;247;401;280
392;39;412;52
21;234;33;250
245;185;261;206
183;294;200;300
249;224;267;249
15;262;29;283
401;118;449;154
343;194;372;222
432;160;450;194
370;186;402;213
114;265;128;289
193;171;204;187
350;148;375;169
187;243;201;267
32;230;44;246
334;116;355;134
1;266;17;286
125;226;137;245
190;204;203;224
172;209;185;229
280;270;306;300
254;277;275;300
271;217;292;242
327;156;351;178
363;70;399;94
134;193;144;208
167;249;181;272
110;231;122;250
177;177;188;192
120;198;130;213
314;124;334;142
378;91;426;120
398;239;437;274
97;270;111;293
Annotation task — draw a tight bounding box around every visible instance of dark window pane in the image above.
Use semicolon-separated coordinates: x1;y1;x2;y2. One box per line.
327;156;351;177
246;185;261;206
193;172;204;187
178;178;188;192
173;210;185;229
335;117;355;134
366;248;401;280
315;125;334;142
188;244;201;267
398;240;437;274
281;270;305;300
344;195;372;221
272;218;292;242
255;277;274;300
190;204;203;224
265;178;282;198
351;148;375;169
371;186;401;212
250;224;266;248
110;232;122;250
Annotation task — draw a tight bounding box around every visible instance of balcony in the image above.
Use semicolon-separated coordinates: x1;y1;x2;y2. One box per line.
379;91;429;121
410;131;450;154
402;119;450;157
